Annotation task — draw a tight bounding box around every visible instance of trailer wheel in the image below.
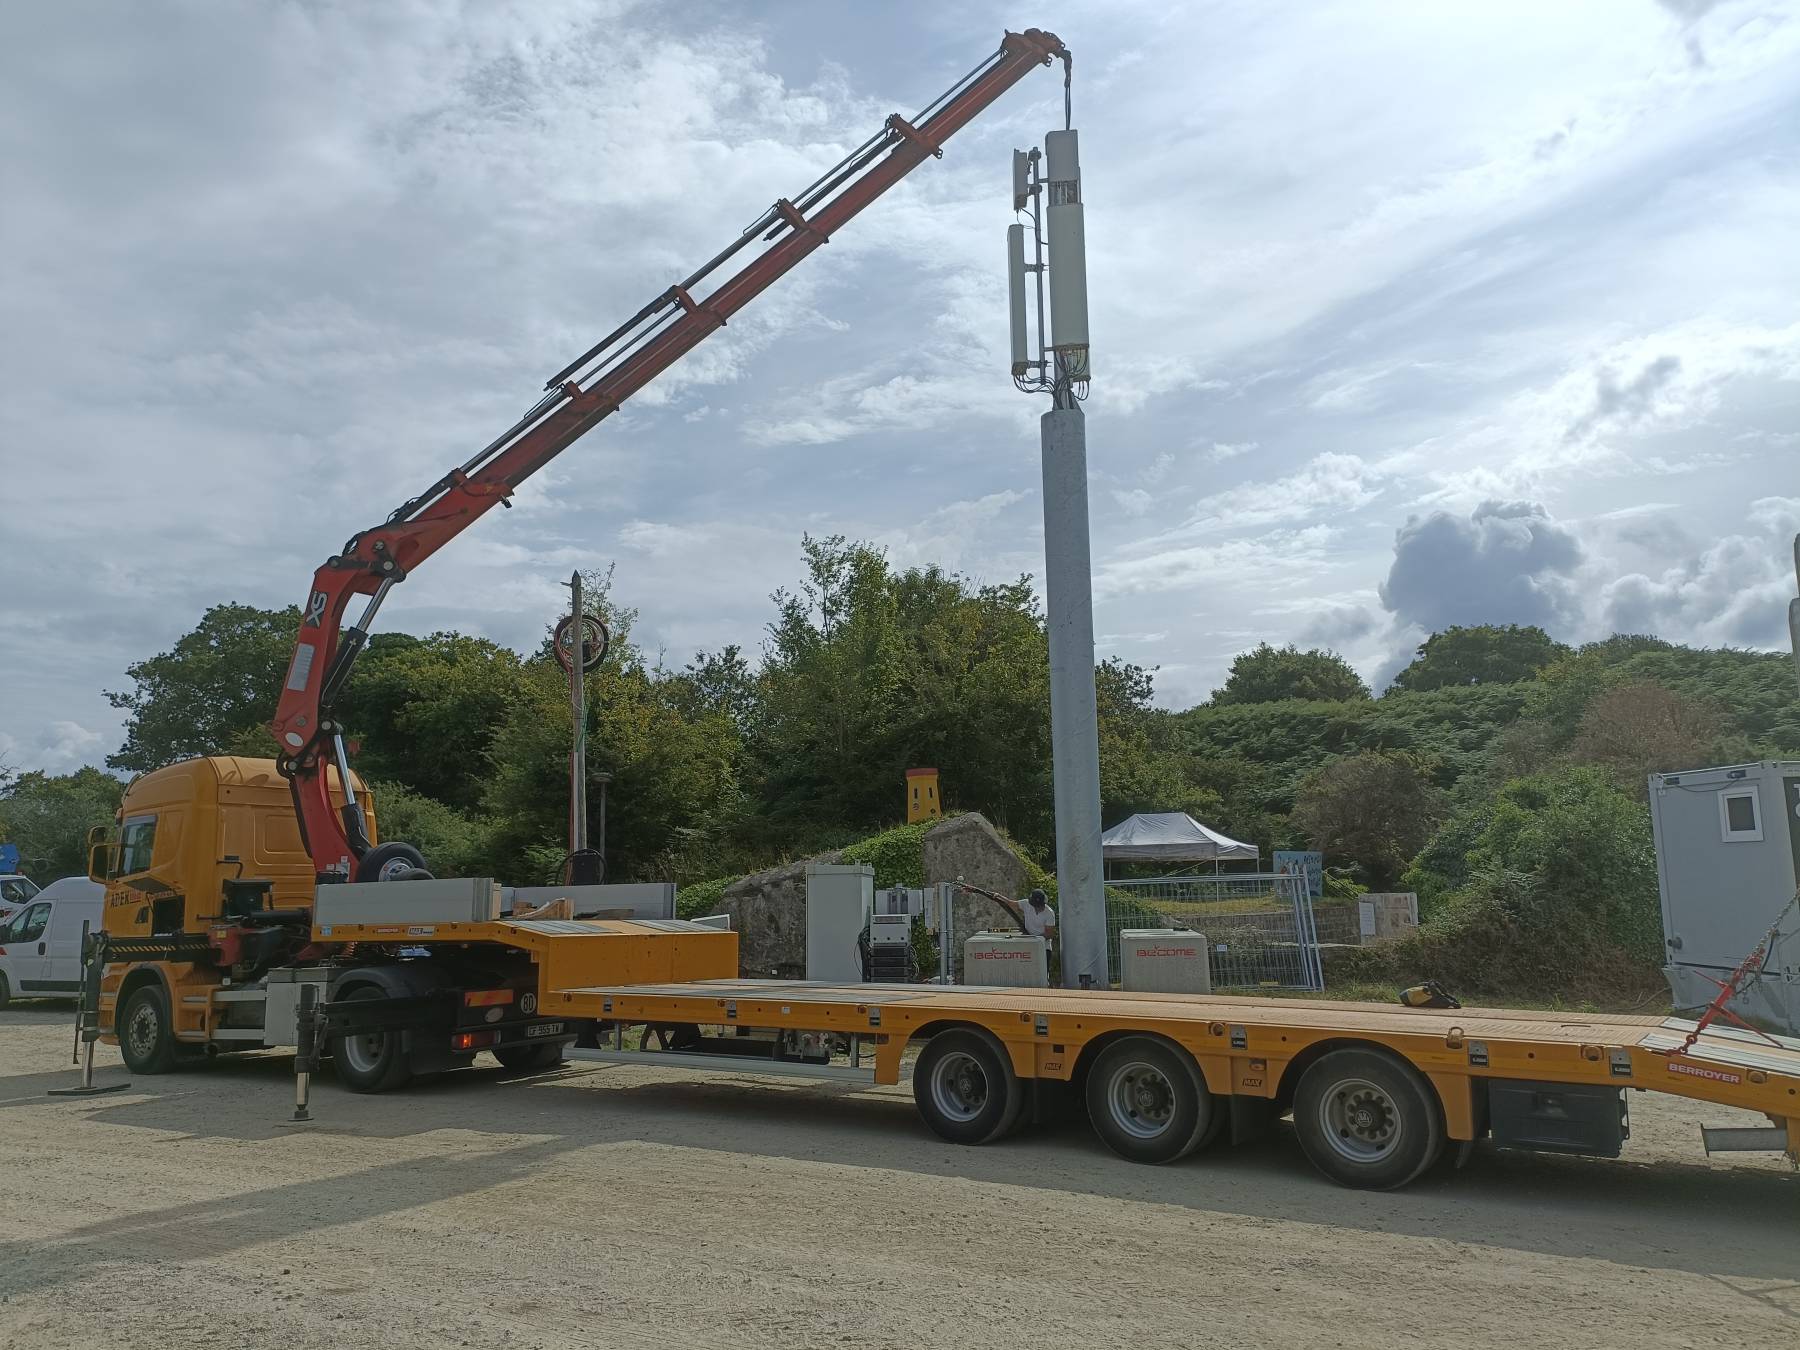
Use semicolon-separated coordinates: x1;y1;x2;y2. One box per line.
1086;1036;1216;1164
330;986;414;1093
494;1042;565;1072
1293;1048;1444;1190
356;842;429;883
913;1029;1024;1145
118;983;178;1074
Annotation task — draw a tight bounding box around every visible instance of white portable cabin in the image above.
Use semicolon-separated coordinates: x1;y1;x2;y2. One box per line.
1648;761;1800;1035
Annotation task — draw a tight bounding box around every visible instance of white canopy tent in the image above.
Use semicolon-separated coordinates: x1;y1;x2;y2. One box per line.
1100;812;1260;869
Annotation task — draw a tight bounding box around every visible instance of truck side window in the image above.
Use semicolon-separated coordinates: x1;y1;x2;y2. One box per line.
6;902;50;944
117;816;158;875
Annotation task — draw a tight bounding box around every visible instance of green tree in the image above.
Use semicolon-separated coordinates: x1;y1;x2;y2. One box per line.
344;632;528;811
483;615;744;884
1389;624;1569;692
1290;751;1448;889
0;768;126;881
107;603;301;770
1210;643;1370;705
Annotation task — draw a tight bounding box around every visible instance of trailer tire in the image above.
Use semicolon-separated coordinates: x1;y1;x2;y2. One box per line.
118;983;178;1074
1086;1036;1216;1164
494;1042;565;1072
913;1028;1023;1145
356;842;429;883
1293;1048;1444;1190
330;986;414;1093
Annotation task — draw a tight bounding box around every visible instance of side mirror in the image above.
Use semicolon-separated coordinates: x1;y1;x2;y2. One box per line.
86;824;108;849
87;841;114;884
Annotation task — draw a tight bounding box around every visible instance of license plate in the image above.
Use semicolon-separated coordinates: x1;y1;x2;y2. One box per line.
524;1022;564;1039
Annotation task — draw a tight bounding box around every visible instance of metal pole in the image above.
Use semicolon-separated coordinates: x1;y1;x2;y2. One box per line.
593;771;612;874
568;571;588;872
292;982;317;1123
1040;399;1107;989
48;924;129;1097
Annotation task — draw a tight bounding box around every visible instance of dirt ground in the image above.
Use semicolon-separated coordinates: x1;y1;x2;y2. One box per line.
1;1006;1794;1350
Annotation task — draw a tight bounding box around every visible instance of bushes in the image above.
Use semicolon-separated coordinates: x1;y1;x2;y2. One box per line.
837;818;939;888
1365;767;1664;999
675;875;734;920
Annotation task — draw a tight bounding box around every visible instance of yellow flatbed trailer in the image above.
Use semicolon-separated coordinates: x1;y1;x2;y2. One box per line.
542;976;1800;1190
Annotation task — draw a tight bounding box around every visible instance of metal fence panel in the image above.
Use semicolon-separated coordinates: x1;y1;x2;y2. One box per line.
1103;873;1324;991
928;875;1327;990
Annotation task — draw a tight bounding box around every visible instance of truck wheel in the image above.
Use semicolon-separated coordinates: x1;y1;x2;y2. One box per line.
1293;1048;1444;1190
356;842;429;883
330;987;414;1093
494;1042;565;1072
1085;1035;1216;1164
118;984;178;1074
913;1028;1023;1145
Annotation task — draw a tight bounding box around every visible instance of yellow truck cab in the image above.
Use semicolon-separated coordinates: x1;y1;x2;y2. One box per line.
96;755;374;937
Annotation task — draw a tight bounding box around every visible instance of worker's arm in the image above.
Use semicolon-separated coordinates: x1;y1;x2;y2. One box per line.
269;31;1070;875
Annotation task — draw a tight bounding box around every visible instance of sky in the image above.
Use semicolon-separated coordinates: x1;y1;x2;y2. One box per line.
2;0;1798;774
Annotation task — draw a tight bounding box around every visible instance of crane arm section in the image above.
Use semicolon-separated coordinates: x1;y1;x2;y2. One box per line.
270;29;1069;875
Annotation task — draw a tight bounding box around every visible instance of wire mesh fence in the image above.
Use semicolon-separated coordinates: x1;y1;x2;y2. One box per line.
1102;873;1324;990
925;874;1328;990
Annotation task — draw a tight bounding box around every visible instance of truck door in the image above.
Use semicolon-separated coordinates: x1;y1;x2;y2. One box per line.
1;901;53;991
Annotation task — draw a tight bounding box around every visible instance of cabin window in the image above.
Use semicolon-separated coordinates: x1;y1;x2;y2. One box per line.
1718;788;1762;843
117;815;158;875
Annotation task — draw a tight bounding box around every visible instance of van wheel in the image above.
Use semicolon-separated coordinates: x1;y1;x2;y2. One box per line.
913;1028;1023;1145
1086;1035;1216;1164
1293;1048;1444;1190
119;984;178;1074
0;972;10;1010
330;986;414;1093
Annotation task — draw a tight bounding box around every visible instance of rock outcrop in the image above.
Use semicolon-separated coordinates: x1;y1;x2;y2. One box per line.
718;850;843;978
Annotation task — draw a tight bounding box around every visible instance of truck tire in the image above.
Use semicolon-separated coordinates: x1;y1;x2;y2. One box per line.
912;1028;1023;1145
494;1042;565;1072
118;983;179;1074
355;842;429;883
1293;1047;1444;1190
330;986;414;1093
1086;1035;1217;1164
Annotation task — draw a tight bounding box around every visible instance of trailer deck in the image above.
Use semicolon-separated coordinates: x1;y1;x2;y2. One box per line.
547;977;1800;1186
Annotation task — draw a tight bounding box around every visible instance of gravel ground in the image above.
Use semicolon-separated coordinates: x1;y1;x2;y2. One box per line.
1;1005;1794;1349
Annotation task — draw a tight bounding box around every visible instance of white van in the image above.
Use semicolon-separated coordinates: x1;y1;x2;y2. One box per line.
0;876;102;1006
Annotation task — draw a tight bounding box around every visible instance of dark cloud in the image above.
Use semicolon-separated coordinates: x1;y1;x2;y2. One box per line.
1566;354;1681;441
1299;603;1380;648
1378;500;1583;634
1602;498;1800;647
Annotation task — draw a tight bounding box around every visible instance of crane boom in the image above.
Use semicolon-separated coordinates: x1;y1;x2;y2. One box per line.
270;28;1070;875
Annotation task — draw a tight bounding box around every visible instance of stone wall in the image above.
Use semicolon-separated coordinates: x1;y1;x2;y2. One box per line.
713;813;1038;979
718;850;842;978
920;813;1028;898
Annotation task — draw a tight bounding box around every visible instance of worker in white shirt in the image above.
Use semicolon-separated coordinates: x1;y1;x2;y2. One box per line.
1018;888;1057;943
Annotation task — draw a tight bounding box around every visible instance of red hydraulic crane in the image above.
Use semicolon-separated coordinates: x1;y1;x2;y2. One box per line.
270;29;1071;877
